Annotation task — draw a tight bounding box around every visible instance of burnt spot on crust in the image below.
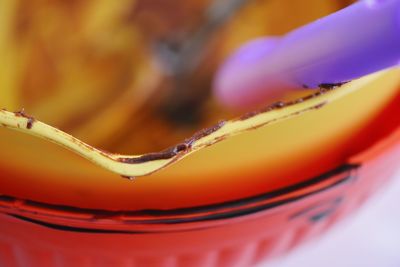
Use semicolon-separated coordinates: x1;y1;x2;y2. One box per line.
312;101;328;110
118;148;179;164
118;120;226;164
318;81;350;90
121;175;136;181
118;142;190;164
239;111;259;120
185;120;226;145
14;108;36;129
269;101;286;109
26;118;35;129
174;143;189;153
238;87;335;121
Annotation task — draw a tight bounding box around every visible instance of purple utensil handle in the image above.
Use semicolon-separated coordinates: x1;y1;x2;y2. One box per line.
214;0;400;108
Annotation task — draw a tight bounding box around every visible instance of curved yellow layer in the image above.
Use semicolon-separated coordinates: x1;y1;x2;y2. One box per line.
1;71;396;177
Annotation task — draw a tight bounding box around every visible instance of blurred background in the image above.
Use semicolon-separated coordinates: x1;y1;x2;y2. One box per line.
0;0;355;155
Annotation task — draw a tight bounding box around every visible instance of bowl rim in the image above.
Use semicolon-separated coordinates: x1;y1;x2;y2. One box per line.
0;163;360;233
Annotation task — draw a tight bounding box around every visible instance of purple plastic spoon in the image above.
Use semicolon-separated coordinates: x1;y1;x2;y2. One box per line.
214;0;400;108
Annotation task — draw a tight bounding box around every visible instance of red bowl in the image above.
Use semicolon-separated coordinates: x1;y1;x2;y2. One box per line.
1;118;399;267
